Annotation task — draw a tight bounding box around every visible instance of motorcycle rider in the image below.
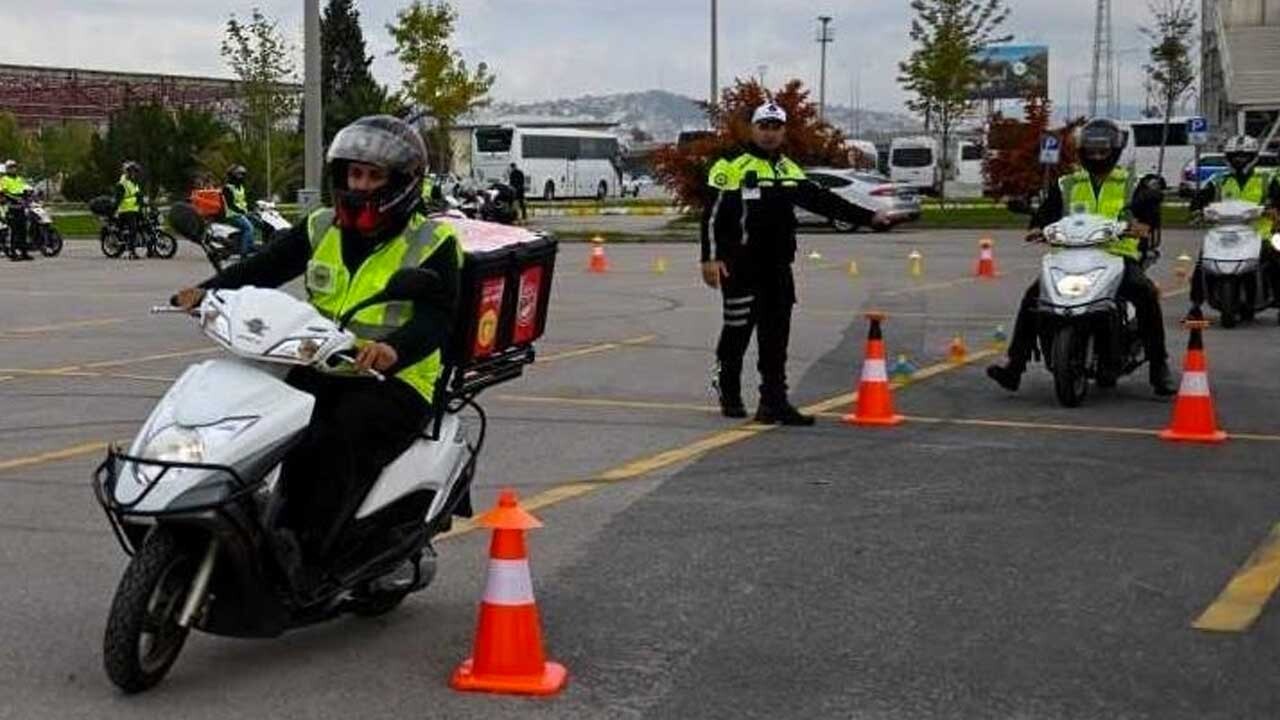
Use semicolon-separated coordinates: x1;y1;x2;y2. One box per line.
1187;134;1280;321
221;164;257;257
701;101;875;425
113;161;145;259
987;118;1177;396
173;115;463;595
0;160;33;261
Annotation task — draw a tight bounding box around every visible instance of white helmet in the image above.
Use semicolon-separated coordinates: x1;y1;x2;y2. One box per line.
1224;135;1261;172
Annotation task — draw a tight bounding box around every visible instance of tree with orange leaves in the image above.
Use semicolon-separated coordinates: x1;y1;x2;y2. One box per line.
653;78;859;207
983;94;1084;202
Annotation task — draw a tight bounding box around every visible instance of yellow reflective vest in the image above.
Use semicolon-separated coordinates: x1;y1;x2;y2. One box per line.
1059;168;1140;260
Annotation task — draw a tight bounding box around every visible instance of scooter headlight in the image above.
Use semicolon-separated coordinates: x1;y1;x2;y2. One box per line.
1051;267;1108;299
134;418;258;484
266;337;328;362
1086;226;1116;244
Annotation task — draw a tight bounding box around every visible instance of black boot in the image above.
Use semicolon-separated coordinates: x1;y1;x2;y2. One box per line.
754;399;815;426
1149;359;1177;397
712;363;747;418
986;361;1025;392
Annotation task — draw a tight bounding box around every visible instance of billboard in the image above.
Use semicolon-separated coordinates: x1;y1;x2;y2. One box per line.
971;45;1049;100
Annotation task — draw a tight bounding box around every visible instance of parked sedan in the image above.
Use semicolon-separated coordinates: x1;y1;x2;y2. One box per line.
797;168;922;232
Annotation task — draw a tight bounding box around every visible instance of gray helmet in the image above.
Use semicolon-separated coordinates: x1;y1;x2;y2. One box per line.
1076;118;1128;175
327;115;427;233
1223;134;1260;173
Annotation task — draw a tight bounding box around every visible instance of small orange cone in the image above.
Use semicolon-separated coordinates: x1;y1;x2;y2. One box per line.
1159;321;1227;444
587;244;610;273
843;313;904;427
450;489;568;696
948;334;968;363
975;238;998;278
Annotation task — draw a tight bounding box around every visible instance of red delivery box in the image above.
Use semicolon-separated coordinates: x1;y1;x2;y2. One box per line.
445;216;557;375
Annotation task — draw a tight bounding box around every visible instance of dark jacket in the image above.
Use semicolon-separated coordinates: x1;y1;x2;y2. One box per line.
508;168;526;197
700;144;872;267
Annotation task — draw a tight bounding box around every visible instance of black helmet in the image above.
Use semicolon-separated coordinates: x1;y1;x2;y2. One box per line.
327;115;427;235
122;161;142;178
1076;118;1128;176
226;164;248;185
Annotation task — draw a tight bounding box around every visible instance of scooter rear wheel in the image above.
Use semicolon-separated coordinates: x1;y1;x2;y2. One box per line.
103;529;195;694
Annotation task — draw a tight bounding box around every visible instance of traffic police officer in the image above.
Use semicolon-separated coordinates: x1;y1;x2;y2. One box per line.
701;102;873;425
114;161;144;258
987;118;1177;395
1188;134;1280;321
174;115;463;588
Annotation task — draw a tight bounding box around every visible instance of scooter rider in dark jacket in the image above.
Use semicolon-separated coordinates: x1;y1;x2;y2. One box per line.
986;118;1177;396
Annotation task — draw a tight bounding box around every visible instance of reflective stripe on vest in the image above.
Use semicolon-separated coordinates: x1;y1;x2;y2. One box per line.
304;209;462;403
118;175;140;213
1060;169;1139;259
227;184;247;216
1218;171;1276;238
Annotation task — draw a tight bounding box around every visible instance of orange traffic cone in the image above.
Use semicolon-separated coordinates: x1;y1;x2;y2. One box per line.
975;238;998;278
587;245;609;273
450;489;568;696
948;334;968;363
1159;321;1227;444
843;313;904;426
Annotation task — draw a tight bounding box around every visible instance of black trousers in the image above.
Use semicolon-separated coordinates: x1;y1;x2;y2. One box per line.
1189;242;1280;306
279;367;431;564
716;262;796;405
6;206;27;256
116;212;142;253
1005;259;1168;367
515;194;527;221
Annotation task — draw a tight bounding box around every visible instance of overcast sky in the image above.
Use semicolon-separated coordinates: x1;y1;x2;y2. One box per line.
0;1;1168;115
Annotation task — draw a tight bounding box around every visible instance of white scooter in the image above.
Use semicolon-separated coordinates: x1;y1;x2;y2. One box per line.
1033;213;1154;407
173;200;293;272
1197;199;1278;327
93;272;508;694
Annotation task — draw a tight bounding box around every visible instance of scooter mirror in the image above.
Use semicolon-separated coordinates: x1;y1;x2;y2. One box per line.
1270;234;1280;253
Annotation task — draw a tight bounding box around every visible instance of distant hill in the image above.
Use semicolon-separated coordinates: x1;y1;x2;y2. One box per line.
467;89;920;142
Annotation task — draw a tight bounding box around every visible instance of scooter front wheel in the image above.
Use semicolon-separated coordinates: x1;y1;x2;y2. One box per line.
1052;325;1090;408
1216;277;1240;328
103;529;195;694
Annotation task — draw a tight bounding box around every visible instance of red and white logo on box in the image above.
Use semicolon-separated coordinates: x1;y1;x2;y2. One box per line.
513;266;543;345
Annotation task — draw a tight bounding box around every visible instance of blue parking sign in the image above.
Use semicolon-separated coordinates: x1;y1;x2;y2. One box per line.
1187;117;1209;145
1039;135;1061;165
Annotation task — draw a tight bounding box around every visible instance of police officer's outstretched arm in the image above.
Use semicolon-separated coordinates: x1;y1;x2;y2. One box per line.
793;178;875;229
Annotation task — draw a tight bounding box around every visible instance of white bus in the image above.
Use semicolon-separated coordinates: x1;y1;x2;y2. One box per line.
1122;117;1196;190
471;126;623;200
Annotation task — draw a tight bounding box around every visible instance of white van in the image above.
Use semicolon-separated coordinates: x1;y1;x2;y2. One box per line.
890;136;940;195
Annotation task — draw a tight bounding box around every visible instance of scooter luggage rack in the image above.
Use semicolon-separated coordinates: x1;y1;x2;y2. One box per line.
92;447;261;555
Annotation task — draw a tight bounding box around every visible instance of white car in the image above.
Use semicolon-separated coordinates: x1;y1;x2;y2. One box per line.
797;168;923;233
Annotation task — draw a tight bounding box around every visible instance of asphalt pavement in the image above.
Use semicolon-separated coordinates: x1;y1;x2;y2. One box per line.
2;223;1279;719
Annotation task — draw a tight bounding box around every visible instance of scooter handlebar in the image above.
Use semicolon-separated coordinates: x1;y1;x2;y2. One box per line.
329;351;386;382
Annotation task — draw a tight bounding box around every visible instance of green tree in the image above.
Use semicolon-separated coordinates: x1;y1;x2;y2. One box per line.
221;7;300;198
0;113;34;167
899;0;1011;202
388;1;495;171
1143;0;1197;180
320;0;399;142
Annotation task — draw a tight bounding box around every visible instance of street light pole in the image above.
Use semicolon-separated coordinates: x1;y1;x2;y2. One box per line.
816;16;834;122
302;0;322;209
710;0;719;109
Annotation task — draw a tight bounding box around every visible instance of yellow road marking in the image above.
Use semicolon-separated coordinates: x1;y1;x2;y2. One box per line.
441;348;999;541
0;441;109;473
1193;523;1280;632
497;394;715;414
3;317;127;334
538;334;657;363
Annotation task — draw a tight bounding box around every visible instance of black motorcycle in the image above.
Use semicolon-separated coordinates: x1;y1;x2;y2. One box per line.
90;196;178;260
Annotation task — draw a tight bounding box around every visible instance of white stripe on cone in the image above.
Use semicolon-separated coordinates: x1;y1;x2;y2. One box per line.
861;358;888;383
482;559;536;606
980;249;993;260
1179;371;1211;397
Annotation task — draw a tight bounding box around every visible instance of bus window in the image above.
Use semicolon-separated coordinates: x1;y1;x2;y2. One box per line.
523;135;580;159
475;128;513;154
892;147;934;168
961;144;984;161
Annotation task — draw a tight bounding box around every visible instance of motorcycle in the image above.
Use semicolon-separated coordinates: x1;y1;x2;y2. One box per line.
168;200;292;272
1196;199;1278;327
0;192;63;257
93;272;523;693
1033;213;1155;407
447;182;518;225
92;199;178;260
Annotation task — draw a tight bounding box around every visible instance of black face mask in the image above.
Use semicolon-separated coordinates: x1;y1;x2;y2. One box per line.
1227;154;1254;175
1080;149;1114;176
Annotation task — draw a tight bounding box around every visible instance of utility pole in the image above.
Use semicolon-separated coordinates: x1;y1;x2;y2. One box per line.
710;0;719;109
1089;0;1116;118
302;0;322;209
816;16;834;122
758;64;769;88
